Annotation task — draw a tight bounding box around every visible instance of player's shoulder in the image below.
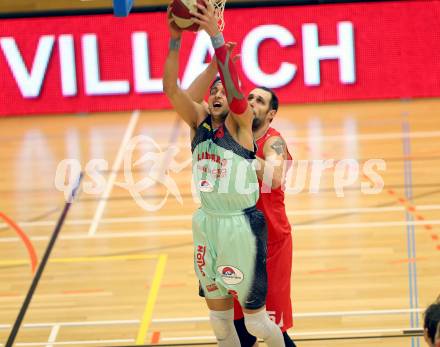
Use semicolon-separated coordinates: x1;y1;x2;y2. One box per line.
262;128;292;159
267;127;282;138
263;128;285;147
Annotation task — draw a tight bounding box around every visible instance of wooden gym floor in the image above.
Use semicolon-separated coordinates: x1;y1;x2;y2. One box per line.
0;97;439;346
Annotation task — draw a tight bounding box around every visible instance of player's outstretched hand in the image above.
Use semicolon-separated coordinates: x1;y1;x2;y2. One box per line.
226;42;240;63
167;4;182;39
190;0;219;37
209;42;240;69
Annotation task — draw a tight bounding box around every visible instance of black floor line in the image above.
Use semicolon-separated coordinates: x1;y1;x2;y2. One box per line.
5;174;83;347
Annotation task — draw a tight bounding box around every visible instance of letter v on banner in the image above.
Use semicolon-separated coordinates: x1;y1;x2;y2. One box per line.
0;36;55;98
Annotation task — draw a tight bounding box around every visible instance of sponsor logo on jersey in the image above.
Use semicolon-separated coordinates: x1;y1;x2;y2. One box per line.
206;283;218;292
197;151;223;164
196;245;206;276
217;265;244;285
213;125;225;139
199;179;214;192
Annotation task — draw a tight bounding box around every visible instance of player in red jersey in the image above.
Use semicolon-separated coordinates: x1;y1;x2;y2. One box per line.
187;61;296;347
234;87;295;347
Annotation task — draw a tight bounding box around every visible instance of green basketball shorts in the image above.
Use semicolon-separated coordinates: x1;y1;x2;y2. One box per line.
193;206;268;310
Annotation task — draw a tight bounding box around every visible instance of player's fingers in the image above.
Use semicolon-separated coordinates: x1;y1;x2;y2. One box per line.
190;16;206;26
205;0;215;13
226;41;237;51
195;2;208;13
232;54;241;63
190;9;204;17
190;11;209;24
170;20;181;31
196;2;214;17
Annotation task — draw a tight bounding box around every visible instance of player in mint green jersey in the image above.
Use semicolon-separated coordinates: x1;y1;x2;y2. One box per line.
163;1;284;346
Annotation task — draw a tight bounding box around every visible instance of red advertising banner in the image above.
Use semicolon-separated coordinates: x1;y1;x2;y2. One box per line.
0;0;439;116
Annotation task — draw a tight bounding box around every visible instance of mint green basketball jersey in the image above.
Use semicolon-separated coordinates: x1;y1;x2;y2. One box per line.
191;116;259;212
191;116;268;307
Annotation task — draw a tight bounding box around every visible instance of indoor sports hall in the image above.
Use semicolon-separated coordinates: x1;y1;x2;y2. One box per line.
0;0;439;346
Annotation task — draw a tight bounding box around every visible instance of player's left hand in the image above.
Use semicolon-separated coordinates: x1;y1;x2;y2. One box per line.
190;0;219;37
167;5;182;39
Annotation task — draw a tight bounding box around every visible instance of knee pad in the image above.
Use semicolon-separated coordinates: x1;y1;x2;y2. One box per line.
244;310;276;339
209;309;233;341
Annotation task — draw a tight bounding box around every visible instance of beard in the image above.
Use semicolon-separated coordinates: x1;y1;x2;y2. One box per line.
252;117;263;131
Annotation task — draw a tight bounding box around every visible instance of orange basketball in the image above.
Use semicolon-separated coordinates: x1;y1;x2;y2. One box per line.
170;0;204;32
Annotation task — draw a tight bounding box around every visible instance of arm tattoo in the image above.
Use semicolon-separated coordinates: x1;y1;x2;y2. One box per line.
270;138;286;155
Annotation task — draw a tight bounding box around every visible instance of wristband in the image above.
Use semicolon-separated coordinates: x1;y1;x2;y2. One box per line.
211;33;225;49
169;38;181;50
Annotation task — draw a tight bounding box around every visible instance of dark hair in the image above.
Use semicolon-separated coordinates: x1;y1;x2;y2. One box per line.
424;297;440;344
257;86;279;112
210;76;222;93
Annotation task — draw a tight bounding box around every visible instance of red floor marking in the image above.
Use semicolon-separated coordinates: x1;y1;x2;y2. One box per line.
0;212;38;274
151;331;161;344
387;189;396;195
390;257;428;264
390;190;439;251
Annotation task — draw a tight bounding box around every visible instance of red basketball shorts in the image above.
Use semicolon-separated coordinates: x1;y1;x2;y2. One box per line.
234;232;293;331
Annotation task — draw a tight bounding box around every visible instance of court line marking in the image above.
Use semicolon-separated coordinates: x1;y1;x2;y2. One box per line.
2;219;440;243
88;110;140;237
0;339;135;346
288;130;440;143
46;324;60;347
160;327;419;342
402;120;420;347
0;312;425;345
0;308;425;330
135;254;168;345
0;326;420;346
0;254;158;267
0;212;38;273
2;204;440;229
96;129;440;147
5;174;83;347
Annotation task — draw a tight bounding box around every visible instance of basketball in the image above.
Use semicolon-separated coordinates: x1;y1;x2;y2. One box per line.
170;0;204;31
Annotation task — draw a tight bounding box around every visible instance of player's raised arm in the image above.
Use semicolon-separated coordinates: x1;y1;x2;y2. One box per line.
190;0;253;128
186;42;240;105
186;58;217;104
163;6;206;130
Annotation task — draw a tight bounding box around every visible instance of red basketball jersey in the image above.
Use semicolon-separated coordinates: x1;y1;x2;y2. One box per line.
256;127;292;244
